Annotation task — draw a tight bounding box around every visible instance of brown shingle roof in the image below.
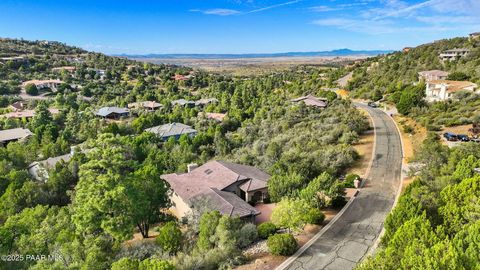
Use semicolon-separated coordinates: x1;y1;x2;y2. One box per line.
190;188;260;218
162;160;270;201
291;95;328;108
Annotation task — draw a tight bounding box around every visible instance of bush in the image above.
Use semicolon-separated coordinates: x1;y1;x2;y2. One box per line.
343;173;360;188
25;83;38;96
156;221;182;254
111;258;139;270
257;222;277;239
403;124;415;134
237;223;258;248
305;208;325;225
267;234;298;256
139;258;175;270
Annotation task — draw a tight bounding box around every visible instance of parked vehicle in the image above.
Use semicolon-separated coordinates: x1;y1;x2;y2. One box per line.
470;138;480;143
457;134;470;142
367;102;378;108
443;132;458;141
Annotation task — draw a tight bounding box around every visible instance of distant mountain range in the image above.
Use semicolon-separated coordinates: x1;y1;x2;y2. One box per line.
116;49;393;59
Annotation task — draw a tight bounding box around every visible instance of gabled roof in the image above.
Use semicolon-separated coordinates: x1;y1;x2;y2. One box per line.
199;112;227;121
9;101;28;111
171;99;195;106
190;188;260;218
145;123;197;138
0;128;33;143
128;101;163;109
291;95;328;108
1;108;59;119
22;79;63;86
195;98;218;106
161;160;270;202
96;107;129;117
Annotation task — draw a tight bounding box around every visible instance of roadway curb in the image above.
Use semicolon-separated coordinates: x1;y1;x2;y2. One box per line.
366;106;406;256
275;104;378;270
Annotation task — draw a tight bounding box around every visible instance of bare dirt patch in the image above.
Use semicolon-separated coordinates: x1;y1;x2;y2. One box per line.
393;115;427;163
347;109;374;178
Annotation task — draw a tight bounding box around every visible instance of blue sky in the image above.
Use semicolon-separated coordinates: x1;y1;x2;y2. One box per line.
0;0;479;54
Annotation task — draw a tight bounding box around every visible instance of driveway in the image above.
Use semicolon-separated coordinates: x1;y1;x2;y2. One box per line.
276;103;403;270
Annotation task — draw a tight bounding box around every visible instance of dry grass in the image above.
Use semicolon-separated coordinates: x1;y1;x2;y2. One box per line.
393;115;427;163
347;109;374;178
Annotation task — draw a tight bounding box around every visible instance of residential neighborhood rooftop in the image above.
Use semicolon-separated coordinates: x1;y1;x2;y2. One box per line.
162;160;270;202
0;128;33;143
190;188;260;218
145;122;197;139
291;94;328;108
96;106;130;117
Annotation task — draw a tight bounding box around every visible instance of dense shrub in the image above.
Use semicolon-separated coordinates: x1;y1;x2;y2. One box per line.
267;234;298;256
25;83;38;95
237;223;258;248
156;221;182;254
305;208;325;225
111;258;139;270
139;258;175;270
257;222;277;239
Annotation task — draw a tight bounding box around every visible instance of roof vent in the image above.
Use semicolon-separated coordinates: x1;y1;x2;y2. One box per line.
204;169;213;175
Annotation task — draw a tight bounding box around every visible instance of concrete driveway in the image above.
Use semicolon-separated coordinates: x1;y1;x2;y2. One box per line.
276;103;403;270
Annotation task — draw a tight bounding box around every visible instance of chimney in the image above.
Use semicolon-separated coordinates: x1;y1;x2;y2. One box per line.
187;163;198;173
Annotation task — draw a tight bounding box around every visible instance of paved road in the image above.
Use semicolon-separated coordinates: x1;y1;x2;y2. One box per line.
278;103;403;270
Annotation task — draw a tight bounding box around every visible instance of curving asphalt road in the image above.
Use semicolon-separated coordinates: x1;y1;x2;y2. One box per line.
277;103;403;270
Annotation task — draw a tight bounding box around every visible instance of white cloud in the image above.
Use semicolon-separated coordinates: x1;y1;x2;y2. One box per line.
190;8;241;16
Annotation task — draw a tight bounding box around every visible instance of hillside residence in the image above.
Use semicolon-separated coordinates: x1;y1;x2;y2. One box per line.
171;99;195;107
95;107;130;119
28;153;72;182
418;70;449;82
172;74;193;81
9;101;28;111
0;56;27;64
161;160;270;221
469;32;480;40
199;112;227;121
145;122;197;140
402;47;412;53
425;80;478;102
0;128;33;146
52;66;76;73
291;95;328;108
128;101;163;112
439;48;470;61
22;79;63;91
195;98;218;106
1;108;59;119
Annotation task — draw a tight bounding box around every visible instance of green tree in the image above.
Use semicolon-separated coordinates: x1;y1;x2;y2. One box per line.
156;221;182;254
267;172;304;202
111;258;139;270
196;211;221;251
271;198;319;231
25;83;38;95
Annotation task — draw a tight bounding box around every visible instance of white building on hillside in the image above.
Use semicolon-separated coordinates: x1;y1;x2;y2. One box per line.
425;80;478;102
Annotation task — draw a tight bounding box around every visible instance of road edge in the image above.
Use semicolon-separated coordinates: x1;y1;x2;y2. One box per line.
275;103;378;270
365;108;406;257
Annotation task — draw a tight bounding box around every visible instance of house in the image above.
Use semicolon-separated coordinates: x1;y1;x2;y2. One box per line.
9;101;28;112
52;66;76;73
128;101;163;112
22;79;63;91
199;112;227;122
1;108;60;119
402;47;412;53
418;70;449;82
161;160;270;221
145;122;197;140
0;128;33;146
425;80;478;102
171;99;195;107
28;153;72;182
469;32;480;40
0;56;27;64
95;107;130;119
291;95;328;108
439;48;470;61
172;74;193;81
195;98;218;107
